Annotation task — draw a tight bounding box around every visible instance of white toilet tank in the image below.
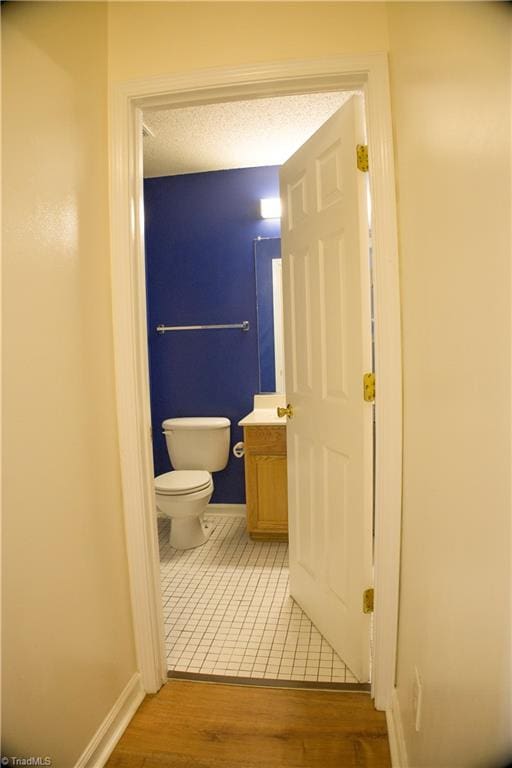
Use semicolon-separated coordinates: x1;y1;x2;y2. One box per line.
162;417;230;472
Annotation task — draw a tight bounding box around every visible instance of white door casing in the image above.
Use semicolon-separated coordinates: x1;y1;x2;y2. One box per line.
281;96;372;682
109;55;402;709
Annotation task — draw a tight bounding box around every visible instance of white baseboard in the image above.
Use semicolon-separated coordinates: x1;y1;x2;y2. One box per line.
74;672;145;768
386;688;409;768
207;503;246;517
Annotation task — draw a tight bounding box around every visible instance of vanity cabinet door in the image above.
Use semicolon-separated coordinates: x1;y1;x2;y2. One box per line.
243;426;288;541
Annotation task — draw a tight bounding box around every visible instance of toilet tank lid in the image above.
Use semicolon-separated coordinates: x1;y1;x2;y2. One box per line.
162;417;231;431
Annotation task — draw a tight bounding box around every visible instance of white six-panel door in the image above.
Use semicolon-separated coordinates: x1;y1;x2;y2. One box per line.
280;95;373;682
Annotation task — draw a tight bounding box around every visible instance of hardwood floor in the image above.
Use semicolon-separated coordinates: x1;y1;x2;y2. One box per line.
106;680;391;767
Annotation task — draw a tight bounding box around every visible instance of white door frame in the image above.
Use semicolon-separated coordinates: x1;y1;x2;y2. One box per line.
109;54;402;710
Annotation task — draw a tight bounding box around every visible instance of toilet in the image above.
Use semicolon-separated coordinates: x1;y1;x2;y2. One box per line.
154;417;230;550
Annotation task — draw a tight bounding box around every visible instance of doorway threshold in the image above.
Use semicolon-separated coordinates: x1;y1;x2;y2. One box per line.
168;669;371;693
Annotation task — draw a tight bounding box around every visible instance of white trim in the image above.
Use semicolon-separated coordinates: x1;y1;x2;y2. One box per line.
109;54;402;705
386;688;409;768
74;673;144;768
363;53;403;713
110;88;167;694
207;503;247;517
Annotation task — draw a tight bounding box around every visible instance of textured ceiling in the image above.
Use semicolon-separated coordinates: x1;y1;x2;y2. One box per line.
142;91;355;178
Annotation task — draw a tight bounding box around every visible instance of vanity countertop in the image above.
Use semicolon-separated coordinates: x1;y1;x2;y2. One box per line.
238;408;287;427
238;393;287;427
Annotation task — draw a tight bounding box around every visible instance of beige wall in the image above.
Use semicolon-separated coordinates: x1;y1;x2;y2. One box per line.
2;3;137;764
108;1;389;81
387;2;511;766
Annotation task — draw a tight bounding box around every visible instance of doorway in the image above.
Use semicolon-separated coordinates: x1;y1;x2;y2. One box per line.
109;55;402;711
143;92;370;686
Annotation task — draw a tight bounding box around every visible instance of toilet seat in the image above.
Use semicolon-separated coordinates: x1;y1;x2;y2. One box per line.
155;470;212;496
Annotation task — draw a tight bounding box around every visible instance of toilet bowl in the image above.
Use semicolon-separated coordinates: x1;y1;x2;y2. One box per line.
154;416;230;550
155;470;214;549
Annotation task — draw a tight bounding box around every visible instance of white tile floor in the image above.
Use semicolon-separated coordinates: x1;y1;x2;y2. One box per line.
159;513;359;684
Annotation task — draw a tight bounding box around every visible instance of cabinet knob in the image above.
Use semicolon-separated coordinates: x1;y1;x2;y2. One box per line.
277;404;293;418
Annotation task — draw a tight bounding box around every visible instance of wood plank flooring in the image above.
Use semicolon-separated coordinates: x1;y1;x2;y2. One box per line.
106;679;391;768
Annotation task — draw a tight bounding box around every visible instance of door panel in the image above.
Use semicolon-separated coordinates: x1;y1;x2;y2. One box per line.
324;445;349;604
319;233;348;401
281;95;372;681
287;173;308;229
289;249;313;394
294;433;316;577
316;140;343;210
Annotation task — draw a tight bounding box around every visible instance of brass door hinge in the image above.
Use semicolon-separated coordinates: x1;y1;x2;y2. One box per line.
356;144;369;172
363;587;374;614
363;372;375;402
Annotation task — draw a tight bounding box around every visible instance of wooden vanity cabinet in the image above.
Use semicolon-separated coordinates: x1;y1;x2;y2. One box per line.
243;425;288;541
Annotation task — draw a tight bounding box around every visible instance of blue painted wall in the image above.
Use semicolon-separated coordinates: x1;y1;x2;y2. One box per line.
144;166;281;503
